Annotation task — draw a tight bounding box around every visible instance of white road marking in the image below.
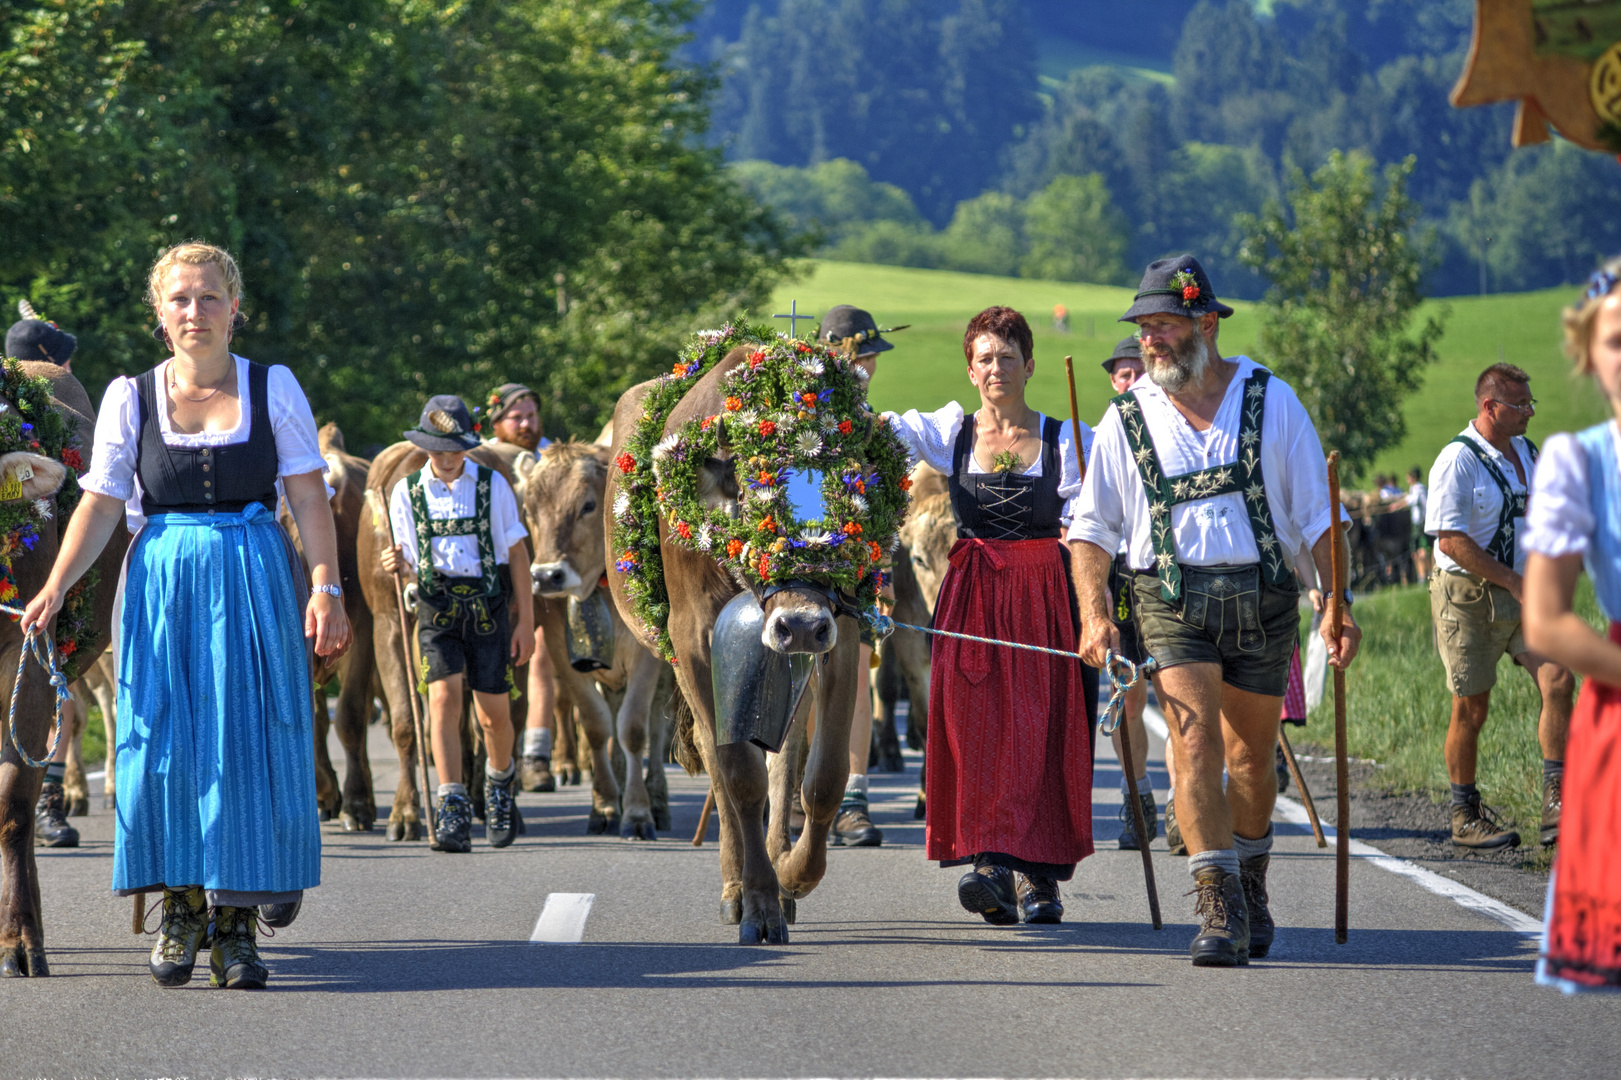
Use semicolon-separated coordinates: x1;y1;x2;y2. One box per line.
529;892;595;943
87;770;106;781
1140;705;1543;936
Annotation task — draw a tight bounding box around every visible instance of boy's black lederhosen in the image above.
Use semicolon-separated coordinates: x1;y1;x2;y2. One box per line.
1111;367;1298;697
417;574;514;696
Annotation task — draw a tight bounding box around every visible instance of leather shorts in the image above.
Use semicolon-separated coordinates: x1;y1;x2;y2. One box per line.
1131;564;1299;697
416;579;513;696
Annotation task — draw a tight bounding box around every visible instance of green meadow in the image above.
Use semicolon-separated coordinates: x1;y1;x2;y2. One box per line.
773;260;1613;482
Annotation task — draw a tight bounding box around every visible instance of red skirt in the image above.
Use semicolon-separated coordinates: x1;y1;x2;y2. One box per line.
1542;622;1621;990
925;538;1094;876
1282;645;1307;723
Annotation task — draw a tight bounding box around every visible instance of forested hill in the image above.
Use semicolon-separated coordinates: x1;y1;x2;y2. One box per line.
693;0;1621;299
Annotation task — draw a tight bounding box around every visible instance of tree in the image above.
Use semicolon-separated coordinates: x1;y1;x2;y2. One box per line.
1019;174;1129;285
1238;150;1444;480
938;191;1024;277
0;0;799;447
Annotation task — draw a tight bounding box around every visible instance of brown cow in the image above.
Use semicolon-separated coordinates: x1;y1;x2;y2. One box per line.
871;465;950;770
357;441;528;841
65;653;116;813
0;361;129;978
526;441;668;837
284;423;377;831
604;350;865;946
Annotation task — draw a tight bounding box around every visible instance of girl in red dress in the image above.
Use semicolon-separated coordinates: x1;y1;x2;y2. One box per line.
886;307;1097;925
1523;261;1621;993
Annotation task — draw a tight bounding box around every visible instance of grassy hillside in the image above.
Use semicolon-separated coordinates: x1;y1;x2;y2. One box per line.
773;261;1612;483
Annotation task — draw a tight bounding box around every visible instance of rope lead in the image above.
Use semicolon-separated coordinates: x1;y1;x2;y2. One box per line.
0;602;72;769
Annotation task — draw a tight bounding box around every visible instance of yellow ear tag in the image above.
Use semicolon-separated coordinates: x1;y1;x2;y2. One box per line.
0;474;24;502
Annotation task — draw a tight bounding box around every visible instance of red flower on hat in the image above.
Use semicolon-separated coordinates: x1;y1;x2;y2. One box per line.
1172;268;1201;307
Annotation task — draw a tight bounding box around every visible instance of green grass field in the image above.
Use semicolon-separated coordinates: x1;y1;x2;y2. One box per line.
773;261;1613;483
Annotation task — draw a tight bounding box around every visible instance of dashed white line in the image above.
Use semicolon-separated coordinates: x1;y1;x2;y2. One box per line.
529;892;595;943
1139;705;1542;936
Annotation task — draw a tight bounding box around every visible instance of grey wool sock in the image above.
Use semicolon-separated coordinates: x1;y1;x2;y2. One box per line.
486;760;515;781
1232;827;1274;862
437;782;468;799
524;727;553;759
1450;782;1478;807
1543;759;1565;782
1188;848;1241;880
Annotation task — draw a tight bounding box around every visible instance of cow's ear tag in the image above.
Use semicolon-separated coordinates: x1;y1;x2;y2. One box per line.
15;463;33;483
0;475;22;501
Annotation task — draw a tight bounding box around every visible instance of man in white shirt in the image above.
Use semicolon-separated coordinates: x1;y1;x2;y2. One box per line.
382;395;535;854
1070;255;1361;967
1406;465;1430;582
1426;363;1572;850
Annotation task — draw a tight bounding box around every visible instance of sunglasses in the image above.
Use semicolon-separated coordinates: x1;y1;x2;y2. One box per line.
1489;397;1536;415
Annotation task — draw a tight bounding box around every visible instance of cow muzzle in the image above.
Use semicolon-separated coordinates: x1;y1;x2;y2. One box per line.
531;559;581;597
712;591;816;752
760;587;837;655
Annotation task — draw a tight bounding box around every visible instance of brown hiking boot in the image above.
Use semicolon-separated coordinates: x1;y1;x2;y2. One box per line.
1239;854;1274;959
831;795;882;847
1541;775;1562;847
1188;867;1250;967
34;783;79;848
520;755;556;793
1164;796;1187;856
1451;793;1521;850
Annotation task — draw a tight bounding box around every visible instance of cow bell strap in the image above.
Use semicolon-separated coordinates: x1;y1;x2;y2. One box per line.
1114;369;1289;601
408;463;501;598
1447;435;1536;567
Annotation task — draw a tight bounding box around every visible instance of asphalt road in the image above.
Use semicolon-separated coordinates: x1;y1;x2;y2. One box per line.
3;707;1616;1080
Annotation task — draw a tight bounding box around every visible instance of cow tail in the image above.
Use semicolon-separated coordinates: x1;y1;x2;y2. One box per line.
670;689;706;777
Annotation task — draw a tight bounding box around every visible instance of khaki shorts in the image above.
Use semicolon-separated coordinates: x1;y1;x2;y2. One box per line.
1431;570;1525;698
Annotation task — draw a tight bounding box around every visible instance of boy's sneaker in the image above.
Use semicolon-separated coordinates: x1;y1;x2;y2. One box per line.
432;791;473;853
486;771;518;849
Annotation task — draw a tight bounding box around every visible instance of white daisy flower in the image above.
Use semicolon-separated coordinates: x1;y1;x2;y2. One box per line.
850;493;869;514
652;433;681;460
820;414;839;432
795;431;823;457
852;363;870;381
696;524;715;551
799;357;825;376
613;491;631;517
803;531;834;547
33;499;51;520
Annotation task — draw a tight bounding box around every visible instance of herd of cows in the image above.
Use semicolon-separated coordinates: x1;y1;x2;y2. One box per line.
0;354;960;975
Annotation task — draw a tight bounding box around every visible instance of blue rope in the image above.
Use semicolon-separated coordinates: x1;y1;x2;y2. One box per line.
863;611;1156;734
0;603;71;770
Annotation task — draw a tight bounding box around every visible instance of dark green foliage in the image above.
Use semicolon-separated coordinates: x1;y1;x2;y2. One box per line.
1238;151;1444;481
1;0;801;447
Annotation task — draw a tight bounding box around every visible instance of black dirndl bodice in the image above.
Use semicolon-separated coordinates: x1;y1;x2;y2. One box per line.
949;414;1064;541
135;360;279;517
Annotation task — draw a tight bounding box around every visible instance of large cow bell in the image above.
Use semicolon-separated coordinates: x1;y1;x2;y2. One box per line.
565;587;615;672
712;591;816;752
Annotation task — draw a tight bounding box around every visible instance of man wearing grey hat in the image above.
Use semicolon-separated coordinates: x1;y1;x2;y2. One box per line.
1069;255;1362;966
817;304;899;848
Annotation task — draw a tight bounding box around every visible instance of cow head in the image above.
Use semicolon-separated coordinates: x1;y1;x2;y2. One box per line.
526;442;610;599
759;583;838;655
899;492;955;611
0;452;68;505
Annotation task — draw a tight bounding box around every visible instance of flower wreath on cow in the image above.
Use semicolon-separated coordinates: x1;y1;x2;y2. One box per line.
0;359;97;676
612;325;912;662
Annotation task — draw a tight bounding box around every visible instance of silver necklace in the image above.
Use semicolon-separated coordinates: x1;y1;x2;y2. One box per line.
169;365;227;403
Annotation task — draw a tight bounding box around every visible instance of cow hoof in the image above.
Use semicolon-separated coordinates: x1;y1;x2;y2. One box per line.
739;914;789;946
339;811;373;833
587;810;609;835
780;896;797;924
0;944;48;977
720;897;742;925
652;806;672;832
386;818;423;842
67;796;88;817
319;808;333;822
621;818;656;841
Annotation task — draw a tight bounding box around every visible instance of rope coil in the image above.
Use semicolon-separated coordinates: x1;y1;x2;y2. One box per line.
0;602;72;769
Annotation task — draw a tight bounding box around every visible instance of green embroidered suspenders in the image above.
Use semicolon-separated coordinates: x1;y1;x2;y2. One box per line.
407;463;501;599
1114;369;1292;601
1446;435;1538;566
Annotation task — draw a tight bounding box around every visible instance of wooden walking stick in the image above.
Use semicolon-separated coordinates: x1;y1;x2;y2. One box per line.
692;787;715;847
377;502;437;838
1066;354;1160;929
1327;451;1350;943
1277;728;1326;847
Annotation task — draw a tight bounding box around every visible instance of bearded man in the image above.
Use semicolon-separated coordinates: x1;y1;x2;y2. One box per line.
1070;256;1362;966
483;383;558;790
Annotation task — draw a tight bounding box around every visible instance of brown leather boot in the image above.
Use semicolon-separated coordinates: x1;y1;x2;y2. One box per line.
520;755;556;793
1188;867;1250;967
1541;774;1562;847
1239;854;1274;959
1451;794;1520;850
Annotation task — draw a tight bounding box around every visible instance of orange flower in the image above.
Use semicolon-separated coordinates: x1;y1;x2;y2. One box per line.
842;521;862;536
59;640;76;656
756;470;776;487
725;396;743;412
675;521;692;540
868;541;882;561
758;515;776;532
799;392;818;407
900;475;913;492
838;419;853;435
726;539;744;559
700;415;716;430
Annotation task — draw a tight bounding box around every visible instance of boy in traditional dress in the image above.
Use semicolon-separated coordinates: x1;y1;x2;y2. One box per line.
382;395;534;852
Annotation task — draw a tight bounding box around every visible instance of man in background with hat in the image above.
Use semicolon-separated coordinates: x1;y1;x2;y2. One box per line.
1070;255;1361;966
7;300;77;370
818;304;900;847
1098;335;1164;854
483;382;560;792
382;394;534;853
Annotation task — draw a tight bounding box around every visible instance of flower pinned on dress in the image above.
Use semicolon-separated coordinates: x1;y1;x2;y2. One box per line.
991;449;1024;473
1171;268;1201;307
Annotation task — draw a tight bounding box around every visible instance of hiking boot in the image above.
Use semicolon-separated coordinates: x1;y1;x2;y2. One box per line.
1165;796;1187;856
1275;744;1290;794
432;791;473;853
1116;790;1159;850
34;782;79;848
1451;793;1520;850
209;906;268;989
149;885;209;987
957;864;1019;926
520;754;556;793
831;794;883;847
258;899;302;929
1541;774;1562;847
1016;873;1063;924
1188;867;1250;967
1239;854;1274;959
486;770;518;849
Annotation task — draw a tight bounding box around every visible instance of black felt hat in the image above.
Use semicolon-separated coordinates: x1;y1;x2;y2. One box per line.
818;304;894;354
1101;336;1142;374
1118;255;1234;324
6;312;77;366
404;394;481;452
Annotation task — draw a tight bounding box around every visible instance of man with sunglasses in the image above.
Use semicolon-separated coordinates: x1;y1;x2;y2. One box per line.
1426;362;1573;850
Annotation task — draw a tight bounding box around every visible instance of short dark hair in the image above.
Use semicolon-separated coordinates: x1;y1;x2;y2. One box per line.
963;306;1033;364
1474;362;1529;403
1408;466;1422;480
